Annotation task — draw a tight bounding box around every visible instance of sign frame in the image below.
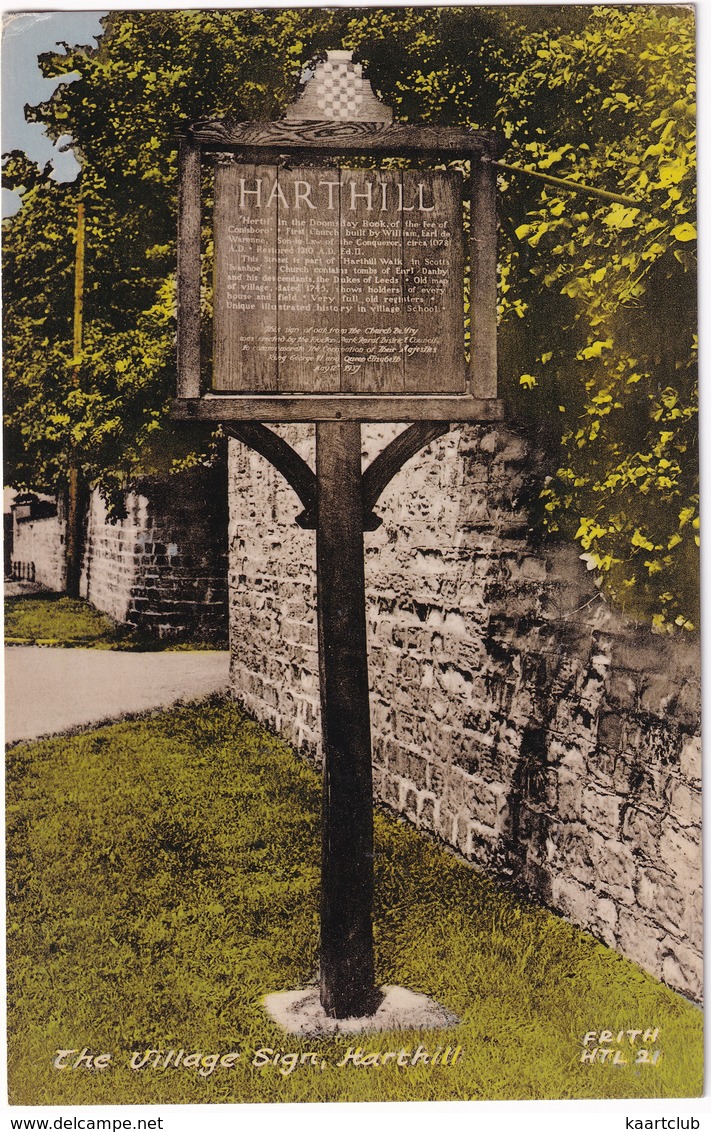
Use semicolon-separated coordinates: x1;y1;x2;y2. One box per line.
174;118;505;423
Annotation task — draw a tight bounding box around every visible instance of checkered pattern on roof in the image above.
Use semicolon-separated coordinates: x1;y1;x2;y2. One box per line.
285;52;392;123
316;66;365;120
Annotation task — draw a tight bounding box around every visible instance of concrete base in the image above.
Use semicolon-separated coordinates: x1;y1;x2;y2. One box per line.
263;984;460;1037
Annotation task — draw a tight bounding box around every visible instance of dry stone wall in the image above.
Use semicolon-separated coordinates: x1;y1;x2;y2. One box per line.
81;467;228;641
227;424;702;1003
9;468;228;643
11;508;67;591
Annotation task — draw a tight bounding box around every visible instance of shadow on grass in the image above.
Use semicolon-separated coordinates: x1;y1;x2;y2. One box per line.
4;593;226;651
6;699;703;1105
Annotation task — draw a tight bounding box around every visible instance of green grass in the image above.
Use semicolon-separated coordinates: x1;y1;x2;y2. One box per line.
6;699;702;1105
4;594;224;650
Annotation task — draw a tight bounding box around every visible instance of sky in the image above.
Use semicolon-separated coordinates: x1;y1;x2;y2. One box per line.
1;10;106;216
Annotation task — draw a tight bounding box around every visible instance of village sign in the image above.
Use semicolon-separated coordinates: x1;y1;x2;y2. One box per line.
173;50;504;1026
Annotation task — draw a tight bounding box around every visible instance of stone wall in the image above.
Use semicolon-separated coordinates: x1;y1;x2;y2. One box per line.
227;424;702;1002
9;468;228;642
12;505;67;592
81;466;228;641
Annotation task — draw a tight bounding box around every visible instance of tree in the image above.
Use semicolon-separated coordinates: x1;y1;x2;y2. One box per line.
493;6;697;631
2;6;697;627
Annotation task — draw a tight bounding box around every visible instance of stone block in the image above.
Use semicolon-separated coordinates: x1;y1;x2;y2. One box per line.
638;673;679;714
586;748;619;791
371;738;387;768
381;774;401;810
679;734;702;784
607;670;638;711
517;805;550;860
556;747;587;776
589;835;636;903
665;778;702;829
521;857;552;902
597;711;625;752
581;785;621;837
636;721;682;767
497;433;528;462
550;875;595;926
405;752;429;791
546;821;594;884
593;896;618;942
556;769;583;821
493;787;511;834
386;746;408;780
611;752;637;794
417;792;438;829
401;785;419;821
463;776;505;827
465;818;496;864
436;806;457;845
635;866;686;935
660;938;703;1002
658;818;701;881
616;909;663;976
676;686;701;732
683;885;704;954
477;430;499;456
428;695;450;723
621;805;661;863
627;763;669;810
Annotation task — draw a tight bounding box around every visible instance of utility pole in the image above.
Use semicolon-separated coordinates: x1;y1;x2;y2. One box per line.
66;201;85;598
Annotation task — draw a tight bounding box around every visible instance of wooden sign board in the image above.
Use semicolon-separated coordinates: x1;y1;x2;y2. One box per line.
212;164;465;395
174;118;504;423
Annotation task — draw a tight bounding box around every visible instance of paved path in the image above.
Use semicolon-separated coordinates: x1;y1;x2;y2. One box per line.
5;647;231;744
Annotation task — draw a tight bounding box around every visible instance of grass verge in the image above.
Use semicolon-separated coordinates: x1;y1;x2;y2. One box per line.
4;594;224;650
6;699;702;1105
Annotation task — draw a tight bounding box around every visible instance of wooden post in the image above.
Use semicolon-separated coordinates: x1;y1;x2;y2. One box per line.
177;139;202;398
316;421;379;1019
65;466;81;597
173;99;504;1025
66;201;85;599
469;154;498;399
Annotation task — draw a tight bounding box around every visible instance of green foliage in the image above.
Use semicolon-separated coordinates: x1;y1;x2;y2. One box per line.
494;6;697;630
7;700;702;1103
2;6;697;625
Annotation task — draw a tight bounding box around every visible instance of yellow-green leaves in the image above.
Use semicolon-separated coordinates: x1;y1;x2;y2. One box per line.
671;222;696;242
603;205;640;230
631;529;658;552
578;339;613;360
498;6;697;630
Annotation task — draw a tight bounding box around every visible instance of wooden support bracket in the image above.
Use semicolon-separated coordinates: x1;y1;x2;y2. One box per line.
361;422;450;519
225;420;451;531
223;423;317;528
